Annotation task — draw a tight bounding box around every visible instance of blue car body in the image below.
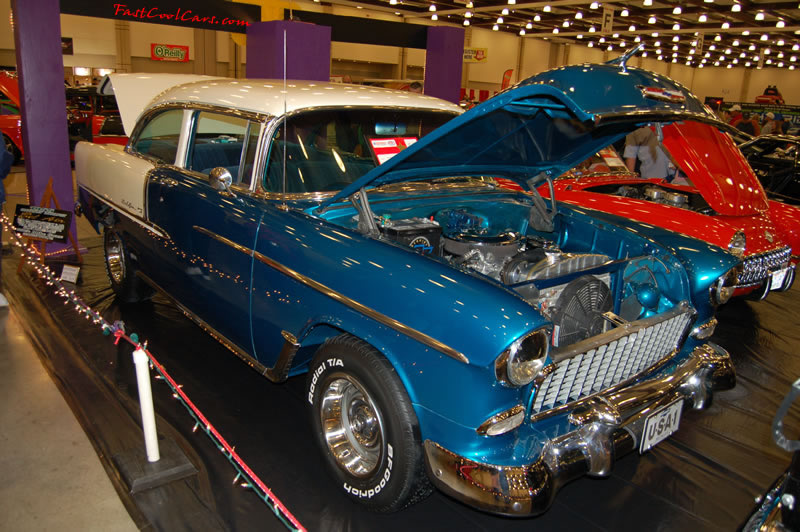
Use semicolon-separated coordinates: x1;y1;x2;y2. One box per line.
76;61;739;516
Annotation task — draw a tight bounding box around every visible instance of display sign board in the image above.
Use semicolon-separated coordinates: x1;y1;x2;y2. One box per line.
151;43;189;62
463;47;488;63
722;101;800;130
368;137;418;165
60;0;261;34
13;204;73;243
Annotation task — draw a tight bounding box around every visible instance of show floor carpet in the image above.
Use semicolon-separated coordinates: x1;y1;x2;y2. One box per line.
2;236;799;531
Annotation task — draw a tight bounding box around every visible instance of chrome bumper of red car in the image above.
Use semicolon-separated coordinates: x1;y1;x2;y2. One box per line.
423;342;735;516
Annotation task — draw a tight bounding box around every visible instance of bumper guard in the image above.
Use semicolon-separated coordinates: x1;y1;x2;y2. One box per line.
423;342;735;516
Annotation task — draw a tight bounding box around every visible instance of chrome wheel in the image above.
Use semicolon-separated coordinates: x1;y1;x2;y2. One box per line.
105;231;126;284
320;373;384;477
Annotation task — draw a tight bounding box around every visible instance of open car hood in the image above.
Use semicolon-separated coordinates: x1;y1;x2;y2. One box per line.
662;121;769;215
321;61;719;209
100;73;223;136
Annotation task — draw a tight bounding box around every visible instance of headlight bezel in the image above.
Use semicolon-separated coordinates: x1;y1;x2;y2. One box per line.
709;264;742;306
728;231;746;258
495;328;550;387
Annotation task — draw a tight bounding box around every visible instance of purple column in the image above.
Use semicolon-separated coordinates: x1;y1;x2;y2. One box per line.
11;0;76;253
246;21;331;81
425;27;464;104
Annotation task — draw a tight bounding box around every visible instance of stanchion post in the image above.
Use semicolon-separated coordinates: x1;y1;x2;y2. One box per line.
133;347;160;462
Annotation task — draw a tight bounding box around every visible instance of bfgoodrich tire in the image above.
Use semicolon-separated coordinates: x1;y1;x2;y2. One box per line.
103;228;153;303
306;334;431;512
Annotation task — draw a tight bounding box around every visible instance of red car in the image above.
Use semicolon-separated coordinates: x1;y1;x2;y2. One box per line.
542;120;799;299
0;70;23;163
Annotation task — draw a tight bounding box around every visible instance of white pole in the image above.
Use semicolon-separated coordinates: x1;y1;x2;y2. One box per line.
133;347;160;462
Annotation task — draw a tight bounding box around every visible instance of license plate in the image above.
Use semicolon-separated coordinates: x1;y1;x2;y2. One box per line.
771;268;788;290
640;400;683;453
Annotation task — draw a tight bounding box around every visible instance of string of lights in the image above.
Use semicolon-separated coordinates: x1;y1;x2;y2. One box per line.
0;213;306;532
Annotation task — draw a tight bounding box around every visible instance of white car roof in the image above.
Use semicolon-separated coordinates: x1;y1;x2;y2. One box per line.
103;73;462;136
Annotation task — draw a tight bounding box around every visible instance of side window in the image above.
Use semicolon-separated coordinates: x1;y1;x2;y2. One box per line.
131;109;183;164
187;111;259;187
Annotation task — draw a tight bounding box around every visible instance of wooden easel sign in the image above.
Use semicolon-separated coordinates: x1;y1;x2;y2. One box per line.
14;177;82;272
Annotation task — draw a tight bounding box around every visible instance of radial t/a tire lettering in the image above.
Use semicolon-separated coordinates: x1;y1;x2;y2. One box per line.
306;334;431;512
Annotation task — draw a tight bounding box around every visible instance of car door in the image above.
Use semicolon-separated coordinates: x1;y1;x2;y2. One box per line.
146;108;265;354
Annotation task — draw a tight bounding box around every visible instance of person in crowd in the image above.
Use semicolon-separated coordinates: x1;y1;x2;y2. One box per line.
727;104;743;127
623;126;671;179
761;112;778;135
772;114;786;135
737;112;761;136
0;142;13;307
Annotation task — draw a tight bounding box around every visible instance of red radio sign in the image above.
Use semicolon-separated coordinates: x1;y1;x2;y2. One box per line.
151;43;189;62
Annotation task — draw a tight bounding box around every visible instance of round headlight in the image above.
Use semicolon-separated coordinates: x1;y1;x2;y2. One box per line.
710;265;741;305
495;329;549;387
728;231;746;258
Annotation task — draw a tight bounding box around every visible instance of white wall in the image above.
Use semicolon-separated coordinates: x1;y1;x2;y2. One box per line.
60;14;116;69
520;38;552;79
467;27;519;84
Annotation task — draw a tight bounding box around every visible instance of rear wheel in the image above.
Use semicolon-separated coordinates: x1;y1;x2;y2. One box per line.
306;334;431;512
103;228;153;303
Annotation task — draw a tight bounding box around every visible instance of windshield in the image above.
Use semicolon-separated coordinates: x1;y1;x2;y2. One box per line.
263;108;456;194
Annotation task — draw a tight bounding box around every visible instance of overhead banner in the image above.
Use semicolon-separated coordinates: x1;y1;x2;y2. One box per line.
151;43;189;62
60;0;261;34
463;47;488;63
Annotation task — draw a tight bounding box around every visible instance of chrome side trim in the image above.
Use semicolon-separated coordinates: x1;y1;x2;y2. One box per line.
79;184;168;239
191;225;469;364
135;271;302;383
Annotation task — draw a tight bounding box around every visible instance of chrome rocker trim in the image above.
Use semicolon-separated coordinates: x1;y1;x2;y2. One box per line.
423;342;735;517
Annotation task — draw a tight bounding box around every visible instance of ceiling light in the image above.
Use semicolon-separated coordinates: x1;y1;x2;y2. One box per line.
635;36;641;42
629;25;636;31
590;1;599;8
721;22;730;29
588;42;594;47
690;48;696;54
429;4;436;10
779;52;785;58
563;20;569;27
577;33;583;38
656;48;662;54
778;61;784;67
621;8;629;16
714;61;720;66
613;33;620;38
463;19;469;25
552;27;559;34
652;32;659;37
673;6;682;14
464;10;472;18
620;40;626;46
709;44;716;50
643;0;653;6
492;24;499;30
742;30;750;36
599;37;606;43
761;34;769;41
673;23;681;30
502;8;509;15
778;39;785;46
526;22;533;29
764;48;771;54
777;20;786;28
642;51;648;56
497;16;504;23
692;40;698;46
389;0;397;4
673;35;679;42
520;28;526;35
791;65;796;70
534;14;541;21
589;25;596;32
792;55;798;61
673;45;679;50
575;11;583;19
740;52;746;57
732;3;741;12
725;48;732;54
648;15;657;24
466;1;473;6
766;58;773;64
658;55;664;60
654;40;661;46
608;44;614;50
732;58;738;64
755;12;765;21
715;35;722;41
732;40;739;46
745;62;751;66
543;5;551;12
749;44;756;50
431;13;438;20
705;52;711;57
698;14;707;22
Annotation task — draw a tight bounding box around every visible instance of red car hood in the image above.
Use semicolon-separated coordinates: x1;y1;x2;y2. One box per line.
662;121;768;216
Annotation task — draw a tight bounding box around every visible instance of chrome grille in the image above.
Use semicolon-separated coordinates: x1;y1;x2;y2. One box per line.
739;247;792;286
531;309;693;415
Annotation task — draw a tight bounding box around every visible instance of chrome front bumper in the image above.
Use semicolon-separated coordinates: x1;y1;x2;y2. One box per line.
423;342;735;517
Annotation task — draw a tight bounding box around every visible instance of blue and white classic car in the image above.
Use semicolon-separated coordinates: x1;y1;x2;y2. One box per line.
75;64;739;516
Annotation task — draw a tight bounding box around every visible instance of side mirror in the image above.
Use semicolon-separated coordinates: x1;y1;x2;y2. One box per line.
209;167;233;192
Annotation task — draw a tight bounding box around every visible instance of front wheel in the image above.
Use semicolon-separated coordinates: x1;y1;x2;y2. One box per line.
103;228;153;303
306;335;431;512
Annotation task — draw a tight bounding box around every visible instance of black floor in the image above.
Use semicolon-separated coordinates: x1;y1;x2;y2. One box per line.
3;237;799;531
